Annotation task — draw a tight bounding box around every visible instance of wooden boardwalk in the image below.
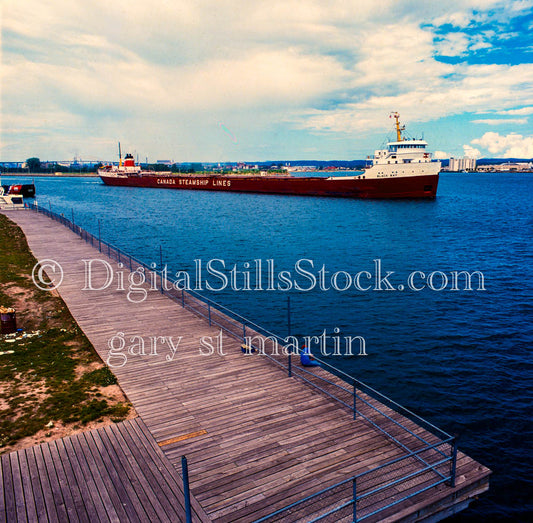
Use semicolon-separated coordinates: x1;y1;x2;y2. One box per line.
1;209;490;522
1;418;209;522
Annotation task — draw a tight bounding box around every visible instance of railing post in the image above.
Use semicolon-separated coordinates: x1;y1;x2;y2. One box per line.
129;255;132;272
287;295;291;337
118;248;121;264
208;302;211;326
352;478;357;522
107;244;110;257
159;245;164;294
242;323;246;343
181;288;185;307
449;437;458;487
287;296;292;377
181;456;192;523
98;219;101;252
353;380;357;420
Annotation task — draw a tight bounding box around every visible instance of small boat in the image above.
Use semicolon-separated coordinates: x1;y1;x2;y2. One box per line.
10;184;35;198
1;184;36;198
0;185;24;209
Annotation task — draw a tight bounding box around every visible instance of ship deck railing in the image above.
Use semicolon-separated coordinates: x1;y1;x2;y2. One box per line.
25;201;460;522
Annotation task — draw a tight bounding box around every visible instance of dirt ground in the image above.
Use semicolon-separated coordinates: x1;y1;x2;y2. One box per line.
0;214;137;454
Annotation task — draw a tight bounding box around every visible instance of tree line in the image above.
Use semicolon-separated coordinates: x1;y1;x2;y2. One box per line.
2;158;207;174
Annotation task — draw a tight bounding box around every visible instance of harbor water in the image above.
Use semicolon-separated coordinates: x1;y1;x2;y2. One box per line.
10;172;533;521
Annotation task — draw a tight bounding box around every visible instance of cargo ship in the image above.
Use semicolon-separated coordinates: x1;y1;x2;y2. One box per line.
99;113;440;199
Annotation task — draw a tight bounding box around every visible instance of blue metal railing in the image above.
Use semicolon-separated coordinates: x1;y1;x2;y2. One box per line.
181;456;192;523
25;201;458;522
254;439;456;522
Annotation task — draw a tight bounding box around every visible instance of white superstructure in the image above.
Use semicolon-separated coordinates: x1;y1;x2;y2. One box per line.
98;146;169;178
364;112;441;179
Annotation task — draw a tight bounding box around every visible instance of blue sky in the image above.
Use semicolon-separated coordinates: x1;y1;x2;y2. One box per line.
1;0;532;162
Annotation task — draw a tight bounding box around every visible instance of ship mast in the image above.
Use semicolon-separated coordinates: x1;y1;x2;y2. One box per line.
390;112;405;142
118;142;122;167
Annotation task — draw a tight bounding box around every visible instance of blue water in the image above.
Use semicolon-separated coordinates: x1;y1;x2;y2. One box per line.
10;173;533;521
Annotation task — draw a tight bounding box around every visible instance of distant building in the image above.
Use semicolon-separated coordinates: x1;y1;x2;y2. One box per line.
0;162;23;169
477;162;533;172
449;157;477;172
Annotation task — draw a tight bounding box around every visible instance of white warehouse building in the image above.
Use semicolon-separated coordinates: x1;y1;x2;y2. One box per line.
449;157;477;171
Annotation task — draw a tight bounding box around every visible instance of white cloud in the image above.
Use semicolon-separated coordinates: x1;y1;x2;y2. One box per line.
434;29;496;57
472;118;528;124
434;151;450;159
508;0;533;12
3;49;347;115
471;132;533;157
469;33;494;51
297;60;533;135
354;23;452;89
435;33;471;56
463;145;482;158
498;107;533;115
433;11;473;28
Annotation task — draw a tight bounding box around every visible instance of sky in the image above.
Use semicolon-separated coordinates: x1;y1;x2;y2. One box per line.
1;0;533;162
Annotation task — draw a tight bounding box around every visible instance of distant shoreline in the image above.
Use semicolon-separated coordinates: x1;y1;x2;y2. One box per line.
443;170;533;174
1;172;98;177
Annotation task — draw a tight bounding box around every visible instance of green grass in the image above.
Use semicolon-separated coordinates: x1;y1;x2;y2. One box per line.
0;214;130;451
0;214;40;287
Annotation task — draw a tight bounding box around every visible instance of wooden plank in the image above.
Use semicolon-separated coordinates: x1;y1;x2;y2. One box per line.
1;453;16;520
48;439;89;522
129;418;212;523
78;431;131;522
59;436;105;522
24;446;50;522
88;427;145;522
98;424;166;521
17;449;38;523
9;452;28;523
158;430;208;446
114;420;184;521
70;433;122;523
108;422;179;521
0;452;5;523
40;443;73;523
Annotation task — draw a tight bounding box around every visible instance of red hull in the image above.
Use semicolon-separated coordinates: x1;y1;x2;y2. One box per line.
99;173;439;199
